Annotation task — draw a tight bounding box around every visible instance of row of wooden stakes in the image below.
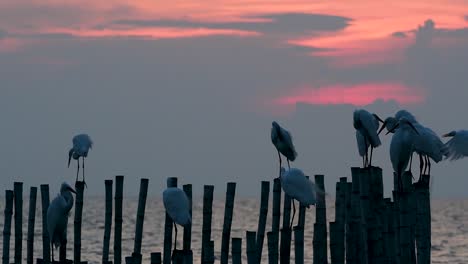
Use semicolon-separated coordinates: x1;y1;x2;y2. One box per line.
1;167;431;264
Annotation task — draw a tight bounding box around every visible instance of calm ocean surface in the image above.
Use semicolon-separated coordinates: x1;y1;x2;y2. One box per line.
1;197;467;263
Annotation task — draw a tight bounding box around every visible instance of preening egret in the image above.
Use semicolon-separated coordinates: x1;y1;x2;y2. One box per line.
353;109;383;167
443;130;468;160
47;182;76;262
387;117;420;190
271;121;297;178
163;186;191;250
68;134;93;187
280;167;318;229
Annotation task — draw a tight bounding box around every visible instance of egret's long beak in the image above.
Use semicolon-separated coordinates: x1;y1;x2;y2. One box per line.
442;133;450;137
68;149;73;168
386;123;399;135
408;122;420;135
373;114;384;123
68;187;77;194
377;121;387;135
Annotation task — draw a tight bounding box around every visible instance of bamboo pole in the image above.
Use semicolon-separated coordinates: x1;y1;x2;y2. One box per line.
14;182;23;264
272;178;281;233
267;232;278;264
231;238;242;264
74;181;85;264
246;231;257;264
27;187;37;264
183;184;193;252
114;175;124;264
103;180;113;264
3;190;14;264
313;174;327;264
134;178;149;255
221;182;237;264
293;227;304;264
256;181;270;262
150;253;162;264
163;177;177;264
279;194;291;264
40;184;50;263
201;185;214;264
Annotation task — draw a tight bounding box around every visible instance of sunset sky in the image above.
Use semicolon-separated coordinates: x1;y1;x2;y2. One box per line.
1;0;468;197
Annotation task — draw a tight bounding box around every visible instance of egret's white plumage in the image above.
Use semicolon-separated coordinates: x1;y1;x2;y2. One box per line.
271;121;297;176
443;130;468;160
47;182;76;262
280;167;318;228
163;185;191;250
353;109;383;167
68;134;93;185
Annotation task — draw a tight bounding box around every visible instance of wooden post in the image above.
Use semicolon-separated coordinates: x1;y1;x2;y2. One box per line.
134;178;149;255
256;181;270;262
3;190;14;264
369;167;384;263
415;174;431;264
345;182;355;264
313;175;327;264
14;182;23;264
202;241;215;264
334;177;346;264
201;185;214;263
357;168;370;264
329;222;338;264
392;191;400;264
103;180;113;264
150;253;162;264
279;194;291;264
293;227;304;264
27;187;37;264
397;171;413;264
114;175;124;264
246;231;257;264
348;168;363;264
74;181;85;264
231;238;242;264
383;198;395;264
163;177;177;264
221;182;236;264
183;184;193;252
272;178;281;233
40;185;50;263
267;232;278;264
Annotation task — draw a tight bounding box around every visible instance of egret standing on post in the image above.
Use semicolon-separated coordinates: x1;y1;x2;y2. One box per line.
353;109;383;167
443;130;468;160
68;134;93;187
280;167;318;229
271;121;297;178
163;185;191;251
47;182;76;262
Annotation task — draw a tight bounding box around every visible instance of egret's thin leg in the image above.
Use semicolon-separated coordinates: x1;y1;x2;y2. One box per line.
419;154;424;180
287;159;291;169
82;157;87;188
409;153;413;172
277;151;282;179
369;147;374;167
427;156;431;176
362;156;366;168
76;159;80;183
364;141;369;168
173;222;178;251
51;245;54;263
290;200;296;230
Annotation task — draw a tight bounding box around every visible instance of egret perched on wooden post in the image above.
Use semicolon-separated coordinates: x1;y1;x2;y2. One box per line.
271;121;297;178
353;109;384;167
443;130;468;160
47;182;76;262
163;186;191;251
385;117;420;190
280;167;319;229
68;134;93;187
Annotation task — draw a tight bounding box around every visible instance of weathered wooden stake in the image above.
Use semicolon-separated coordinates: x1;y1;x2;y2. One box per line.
201;185;214;263
221;182;236;264
279;194;291;264
103;180;113;264
182;184;193;252
114;175;124;264
415;174;431;264
3;190;14;264
334;177;346;264
14;182;23;264
163;177;177;264
203;241;215;264
27;187;37;264
40;184;50;263
74;181;85;264
267;232;278;264
231;238;242;264
246;231;257;264
313;175;327;264
293;227;304;264
398;171;413;264
272;178;281;233
134;178;149;256
329;222;338;264
150;253;162;264
345;182;355;264
256;181;270;262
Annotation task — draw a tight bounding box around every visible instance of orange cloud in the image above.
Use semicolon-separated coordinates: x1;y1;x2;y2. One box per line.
274;83;425;106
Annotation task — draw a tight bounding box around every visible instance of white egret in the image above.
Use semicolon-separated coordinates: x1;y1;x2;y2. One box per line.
443;130;468;160
271;121;297;178
68;134;93;186
280;167;318;229
353;109;383;167
386;117;420;190
47;182;76;262
163;185;191;250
